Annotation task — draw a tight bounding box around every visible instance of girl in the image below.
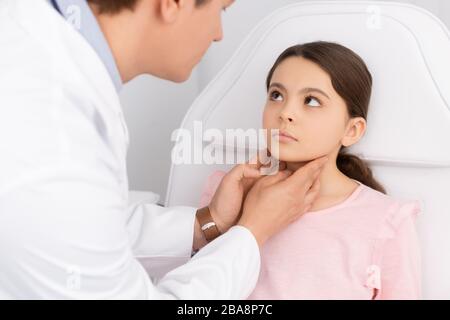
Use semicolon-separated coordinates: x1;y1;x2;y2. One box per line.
200;41;421;300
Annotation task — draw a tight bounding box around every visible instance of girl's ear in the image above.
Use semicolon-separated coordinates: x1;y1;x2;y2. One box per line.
158;0;185;24
341;117;367;147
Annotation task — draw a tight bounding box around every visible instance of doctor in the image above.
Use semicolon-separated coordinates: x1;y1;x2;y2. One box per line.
0;0;326;299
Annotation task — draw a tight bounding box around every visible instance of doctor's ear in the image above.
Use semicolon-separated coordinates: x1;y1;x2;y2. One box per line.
341;117;367;148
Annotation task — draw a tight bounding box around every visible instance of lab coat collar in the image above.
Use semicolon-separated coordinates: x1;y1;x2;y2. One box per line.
7;0;130;155
51;0;123;93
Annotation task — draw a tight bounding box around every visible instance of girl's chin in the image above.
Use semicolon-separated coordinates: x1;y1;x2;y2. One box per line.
268;148;319;163
269;151;308;163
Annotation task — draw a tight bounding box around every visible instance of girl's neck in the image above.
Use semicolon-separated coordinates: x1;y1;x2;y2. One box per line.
285;159;359;199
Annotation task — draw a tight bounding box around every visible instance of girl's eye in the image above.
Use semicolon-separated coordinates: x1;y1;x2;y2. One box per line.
269;90;283;102
305;96;321;107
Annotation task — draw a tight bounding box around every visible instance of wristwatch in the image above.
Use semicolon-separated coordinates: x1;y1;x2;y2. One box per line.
196;206;221;242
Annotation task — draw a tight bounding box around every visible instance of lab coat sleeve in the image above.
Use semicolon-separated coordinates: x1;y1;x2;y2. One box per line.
0;163;260;299
126;201;198;279
156;226;261;299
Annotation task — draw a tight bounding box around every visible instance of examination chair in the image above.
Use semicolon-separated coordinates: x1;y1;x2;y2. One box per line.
165;1;450;299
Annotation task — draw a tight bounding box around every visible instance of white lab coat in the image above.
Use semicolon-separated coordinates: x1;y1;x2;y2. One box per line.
0;0;260;299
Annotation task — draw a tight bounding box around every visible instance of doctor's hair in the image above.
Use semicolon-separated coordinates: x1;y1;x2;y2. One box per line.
87;0;211;14
266;41;386;194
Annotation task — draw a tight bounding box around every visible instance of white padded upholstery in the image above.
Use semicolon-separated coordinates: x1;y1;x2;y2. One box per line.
166;1;450;299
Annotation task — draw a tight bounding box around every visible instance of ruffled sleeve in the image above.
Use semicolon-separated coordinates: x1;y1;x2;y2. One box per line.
366;200;422;300
198;171;227;208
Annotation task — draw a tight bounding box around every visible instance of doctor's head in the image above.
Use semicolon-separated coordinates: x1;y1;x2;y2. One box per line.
88;0;234;83
263;41;385;193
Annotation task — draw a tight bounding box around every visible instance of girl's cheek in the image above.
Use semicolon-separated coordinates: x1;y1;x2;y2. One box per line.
262;110;271;129
263;107;277;125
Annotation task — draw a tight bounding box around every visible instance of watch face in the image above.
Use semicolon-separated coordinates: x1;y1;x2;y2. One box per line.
201;222;217;231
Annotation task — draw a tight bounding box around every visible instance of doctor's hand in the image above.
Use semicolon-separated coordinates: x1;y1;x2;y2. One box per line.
237;156;328;247
207;155;280;235
193;155;275;251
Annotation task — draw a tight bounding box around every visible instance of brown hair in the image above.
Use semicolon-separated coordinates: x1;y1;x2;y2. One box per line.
266;41;386;194
87;0;210;14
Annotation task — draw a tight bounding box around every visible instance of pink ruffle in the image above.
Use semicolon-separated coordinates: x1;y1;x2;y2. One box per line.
366;199;421;294
377;200;421;239
365;264;381;290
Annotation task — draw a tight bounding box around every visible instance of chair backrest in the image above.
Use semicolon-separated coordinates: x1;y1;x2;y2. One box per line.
165;1;450;299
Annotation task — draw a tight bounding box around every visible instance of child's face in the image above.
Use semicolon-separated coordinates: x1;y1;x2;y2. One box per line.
263;56;364;162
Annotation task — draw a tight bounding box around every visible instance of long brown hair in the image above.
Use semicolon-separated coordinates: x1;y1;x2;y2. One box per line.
266;41;386;194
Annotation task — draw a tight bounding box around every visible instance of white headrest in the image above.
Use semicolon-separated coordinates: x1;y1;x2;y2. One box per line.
177;1;450;166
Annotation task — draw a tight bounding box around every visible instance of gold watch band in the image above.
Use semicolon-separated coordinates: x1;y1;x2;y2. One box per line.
196;206;221;242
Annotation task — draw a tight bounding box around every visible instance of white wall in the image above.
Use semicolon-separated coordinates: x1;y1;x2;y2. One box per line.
120;72;199;198
121;0;450;201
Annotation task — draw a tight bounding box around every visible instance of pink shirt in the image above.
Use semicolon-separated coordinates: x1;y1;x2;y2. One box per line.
200;171;421;300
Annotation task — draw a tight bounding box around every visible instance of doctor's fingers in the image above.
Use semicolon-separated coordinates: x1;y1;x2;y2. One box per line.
280;156;327;193
247;150;287;172
247;152;264;170
302;177;321;214
239;161;288;194
232;154;288;182
258;169;293;187
229;162;262;182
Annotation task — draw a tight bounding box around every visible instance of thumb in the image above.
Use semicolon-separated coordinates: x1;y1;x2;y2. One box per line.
229;163;262;182
263;169;293;185
241;165;262;179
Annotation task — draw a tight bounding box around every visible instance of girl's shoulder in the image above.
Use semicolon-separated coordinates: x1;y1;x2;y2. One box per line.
355;183;421;239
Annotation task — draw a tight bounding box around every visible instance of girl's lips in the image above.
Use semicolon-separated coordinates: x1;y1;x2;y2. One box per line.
272;131;299;143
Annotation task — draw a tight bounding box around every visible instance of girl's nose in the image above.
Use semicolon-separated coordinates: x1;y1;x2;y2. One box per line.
279;109;295;123
281;116;294;122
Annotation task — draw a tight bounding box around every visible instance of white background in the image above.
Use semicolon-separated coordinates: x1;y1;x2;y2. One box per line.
120;0;450;200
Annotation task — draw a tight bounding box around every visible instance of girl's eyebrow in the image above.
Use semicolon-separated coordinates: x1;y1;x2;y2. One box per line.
269;82;330;99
